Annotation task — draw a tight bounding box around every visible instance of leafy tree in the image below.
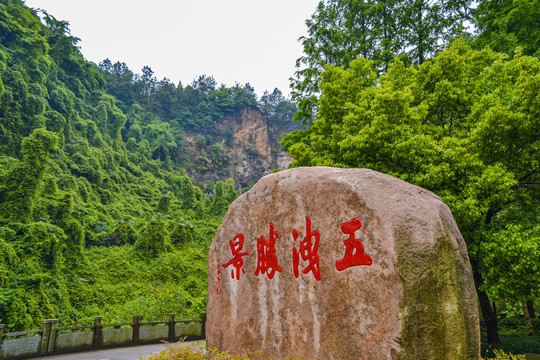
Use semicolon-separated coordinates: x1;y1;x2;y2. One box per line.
42;11;82;73
401;0;471;64
152;78;179;120
192;74;217;95
135;66;157;108
282;41;539;343
134;216;171;257
229;82;258;109
260;88;297;126
291;0;472;123
99;60;136;108
474;0;540;57
481;224;540;326
0;128;58;222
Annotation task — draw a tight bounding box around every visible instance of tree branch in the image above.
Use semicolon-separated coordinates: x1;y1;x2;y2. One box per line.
485;207;503;225
518;170;539;183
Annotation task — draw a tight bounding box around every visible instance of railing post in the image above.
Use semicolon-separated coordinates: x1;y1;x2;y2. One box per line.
47;319;58;353
133;314;140;344
201;312;207;339
40;319;52;355
93;316;103;348
168;313;175;341
0;324;4;345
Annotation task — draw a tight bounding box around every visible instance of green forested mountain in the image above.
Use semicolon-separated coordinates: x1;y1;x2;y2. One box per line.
97;64;300;188
0;0;295;331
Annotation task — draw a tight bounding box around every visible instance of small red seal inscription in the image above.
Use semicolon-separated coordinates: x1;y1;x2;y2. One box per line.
335;218;373;271
216;259;222;295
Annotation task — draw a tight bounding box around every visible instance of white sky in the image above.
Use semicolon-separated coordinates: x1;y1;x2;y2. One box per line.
23;0;320;98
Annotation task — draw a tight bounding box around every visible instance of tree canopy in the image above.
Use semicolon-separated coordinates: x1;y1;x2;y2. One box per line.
474;0;540;58
290;0;472;123
283;40;539;343
287;1;540;342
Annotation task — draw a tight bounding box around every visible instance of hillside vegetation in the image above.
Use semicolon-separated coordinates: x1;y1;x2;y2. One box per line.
0;0;294;331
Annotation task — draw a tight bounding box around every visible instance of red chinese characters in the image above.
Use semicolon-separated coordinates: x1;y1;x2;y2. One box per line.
222;233;250;280
335;218;373;271
219;217;373;283
292;216;321;281
255;223;283;279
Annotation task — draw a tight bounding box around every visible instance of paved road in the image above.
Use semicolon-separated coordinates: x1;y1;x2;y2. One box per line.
29;343;171;360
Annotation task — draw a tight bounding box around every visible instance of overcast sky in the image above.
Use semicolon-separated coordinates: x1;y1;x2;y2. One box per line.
24;0;320;97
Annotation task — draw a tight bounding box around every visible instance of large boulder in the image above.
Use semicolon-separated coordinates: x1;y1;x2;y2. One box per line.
207;167;479;360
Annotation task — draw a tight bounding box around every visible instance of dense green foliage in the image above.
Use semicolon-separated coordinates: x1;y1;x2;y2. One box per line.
291;0;473;123
482;333;540;358
474;0;540;58
0;0;299;331
291;0;540;124
284;40;539;343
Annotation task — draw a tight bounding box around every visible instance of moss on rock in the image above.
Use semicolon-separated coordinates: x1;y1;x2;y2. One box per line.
396;225;480;360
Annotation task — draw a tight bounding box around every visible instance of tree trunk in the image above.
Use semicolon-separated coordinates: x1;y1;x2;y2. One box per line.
523;301;532;327
417;5;425;65
471;259;501;344
527;301;536;319
476;208;501;343
478;288;500;343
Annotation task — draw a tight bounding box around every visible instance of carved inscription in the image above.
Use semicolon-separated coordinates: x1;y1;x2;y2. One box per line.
219;217;372;289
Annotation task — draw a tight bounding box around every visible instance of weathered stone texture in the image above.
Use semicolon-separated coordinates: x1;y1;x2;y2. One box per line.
186;107;300;188
207;167;479;360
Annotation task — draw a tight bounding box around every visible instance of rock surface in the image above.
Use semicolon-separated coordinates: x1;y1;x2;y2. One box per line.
186;107;301;188
207;167;480;360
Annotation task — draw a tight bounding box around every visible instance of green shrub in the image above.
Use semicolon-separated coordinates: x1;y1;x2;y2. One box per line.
531;318;540;333
482;349;526;360
482;333;540;357
499;316;526;330
134;216;171;257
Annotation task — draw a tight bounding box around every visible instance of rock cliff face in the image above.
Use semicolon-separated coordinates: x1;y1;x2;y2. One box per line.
185;107;300;188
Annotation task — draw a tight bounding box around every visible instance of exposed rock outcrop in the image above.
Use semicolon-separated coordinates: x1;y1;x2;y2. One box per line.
185;107;300;188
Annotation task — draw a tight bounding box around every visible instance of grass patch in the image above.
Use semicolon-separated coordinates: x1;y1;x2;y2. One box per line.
481;333;540;358
145;341;311;360
148;340;537;360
